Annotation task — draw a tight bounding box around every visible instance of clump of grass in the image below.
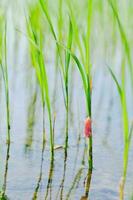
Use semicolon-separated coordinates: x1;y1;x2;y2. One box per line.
109;65;133;200
0;15;10;144
108;0;133;85
39;0;73;153
108;0;133;199
39;1;93;169
26;4;54;159
67;0;93;170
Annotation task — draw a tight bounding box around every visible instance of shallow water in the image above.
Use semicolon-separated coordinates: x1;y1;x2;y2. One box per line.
0;1;133;200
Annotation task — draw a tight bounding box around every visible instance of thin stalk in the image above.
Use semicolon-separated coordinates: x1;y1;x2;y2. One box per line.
81;169;92;199
64;19;73;152
32;140;46;200
108;64;133;200
44;160;54;200
0;21;10;144
1;142;10;199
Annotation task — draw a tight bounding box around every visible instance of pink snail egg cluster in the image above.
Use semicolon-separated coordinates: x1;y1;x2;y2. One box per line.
84;117;92;138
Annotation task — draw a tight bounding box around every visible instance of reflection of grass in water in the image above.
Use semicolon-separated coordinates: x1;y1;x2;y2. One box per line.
44;160;54;200
55;126;84;200
80;169;92;200
25;84;38;149
65;167;84;200
32;143;45;200
32;99;56;200
0;143;10;200
65;144;86;200
55;153;67;200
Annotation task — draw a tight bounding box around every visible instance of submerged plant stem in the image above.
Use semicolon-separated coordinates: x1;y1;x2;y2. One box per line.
88;136;93;171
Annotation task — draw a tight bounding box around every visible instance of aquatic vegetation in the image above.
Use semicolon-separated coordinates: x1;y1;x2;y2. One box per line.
108;0;133;86
66;0;93;170
109;65;132;200
108;0;133;199
26;4;54;159
39;0;73;153
0;0;133;199
0;15;10;144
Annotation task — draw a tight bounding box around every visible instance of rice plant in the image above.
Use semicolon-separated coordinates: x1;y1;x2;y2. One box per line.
66;0;93;169
108;0;133;85
0;15;10;144
39;0;93;170
109;64;133;199
26;4;54;159
39;0;73;153
108;0;133;199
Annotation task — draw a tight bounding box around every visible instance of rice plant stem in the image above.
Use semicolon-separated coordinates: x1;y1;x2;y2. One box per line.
0;22;10;143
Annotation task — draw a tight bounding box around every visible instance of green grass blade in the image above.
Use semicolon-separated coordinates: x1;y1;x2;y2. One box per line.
85;0;93;76
108;67;122;99
56;41;91;114
108;0;133;85
39;0;57;40
65;19;73;85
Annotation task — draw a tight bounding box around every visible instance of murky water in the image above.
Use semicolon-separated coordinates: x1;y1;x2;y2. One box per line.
0;1;133;200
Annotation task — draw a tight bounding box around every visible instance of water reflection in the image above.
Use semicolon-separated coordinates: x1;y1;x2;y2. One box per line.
44;160;54;200
80;169;92;200
55;153;67;200
25;84;38;149
0;143;10;200
66;167;84;200
32;142;45;200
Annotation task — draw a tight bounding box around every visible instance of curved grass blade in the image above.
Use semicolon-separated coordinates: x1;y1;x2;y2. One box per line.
108;67;122;99
108;0;133;85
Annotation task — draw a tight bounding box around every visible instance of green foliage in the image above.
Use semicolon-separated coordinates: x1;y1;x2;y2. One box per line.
108;0;133;85
0;15;10;143
108;0;133;185
26;4;54;158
